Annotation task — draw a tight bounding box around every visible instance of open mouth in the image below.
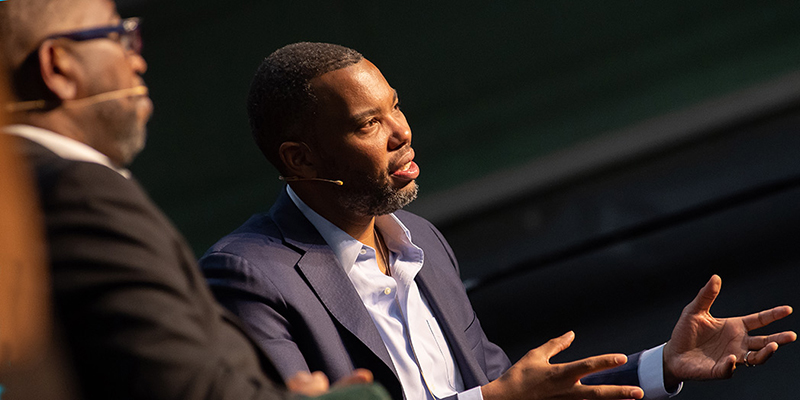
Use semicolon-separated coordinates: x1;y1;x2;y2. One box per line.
391;160;420;181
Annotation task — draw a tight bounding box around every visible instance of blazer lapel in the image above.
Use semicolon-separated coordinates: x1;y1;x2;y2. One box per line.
270;189;398;377
416;262;488;388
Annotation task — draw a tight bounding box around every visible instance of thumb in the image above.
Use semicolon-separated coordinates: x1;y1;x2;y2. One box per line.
286;371;330;396
537;331;576;360
333;368;374;387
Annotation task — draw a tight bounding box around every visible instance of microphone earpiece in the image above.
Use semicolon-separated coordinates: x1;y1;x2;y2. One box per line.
279;176;344;186
4;86;149;113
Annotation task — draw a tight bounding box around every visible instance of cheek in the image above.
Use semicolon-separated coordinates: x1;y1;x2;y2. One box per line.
84;64;125;94
355;143;389;170
319;132;390;174
92;50;134;87
332;147;386;177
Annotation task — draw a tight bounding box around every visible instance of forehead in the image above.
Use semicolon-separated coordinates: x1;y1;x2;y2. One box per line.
3;0;120;73
55;0;119;34
310;59;395;119
76;0;119;28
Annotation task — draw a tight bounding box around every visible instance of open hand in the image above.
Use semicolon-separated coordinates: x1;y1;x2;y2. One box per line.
482;331;644;400
286;368;374;397
663;275;796;388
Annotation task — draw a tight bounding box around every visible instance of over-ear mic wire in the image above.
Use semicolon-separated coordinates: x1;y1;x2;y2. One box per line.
279;176;344;186
4;86;149;113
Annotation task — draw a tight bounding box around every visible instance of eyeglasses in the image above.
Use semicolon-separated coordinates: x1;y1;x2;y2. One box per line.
46;17;142;54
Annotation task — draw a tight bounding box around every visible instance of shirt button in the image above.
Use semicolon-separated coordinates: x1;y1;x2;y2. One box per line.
384;287;392;295
360;248;367;255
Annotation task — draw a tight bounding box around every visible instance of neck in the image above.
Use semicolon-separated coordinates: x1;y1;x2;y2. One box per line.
290;183;376;242
290;184;392;276
19;112;126;169
19;111;87;145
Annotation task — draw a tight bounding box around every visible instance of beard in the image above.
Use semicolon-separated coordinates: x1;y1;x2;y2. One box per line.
93;97;148;166
114;122;147;166
336;175;419;216
84;80;151;166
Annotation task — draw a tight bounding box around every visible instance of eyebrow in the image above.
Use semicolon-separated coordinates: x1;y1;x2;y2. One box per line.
350;89;399;123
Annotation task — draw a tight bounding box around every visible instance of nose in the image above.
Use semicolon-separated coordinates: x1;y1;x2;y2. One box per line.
129;52;148;75
387;115;411;150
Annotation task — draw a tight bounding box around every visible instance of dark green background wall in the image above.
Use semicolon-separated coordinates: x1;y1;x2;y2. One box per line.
121;0;800;254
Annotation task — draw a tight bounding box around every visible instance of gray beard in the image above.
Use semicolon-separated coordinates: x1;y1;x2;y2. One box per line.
337;180;419;216
93;93;148;166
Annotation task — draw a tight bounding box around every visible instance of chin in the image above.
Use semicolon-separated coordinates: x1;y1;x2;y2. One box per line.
338;181;419;217
388;181;419;211
117;129;147;166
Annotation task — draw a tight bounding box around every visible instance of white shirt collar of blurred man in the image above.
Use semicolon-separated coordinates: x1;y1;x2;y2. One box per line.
3;124;131;178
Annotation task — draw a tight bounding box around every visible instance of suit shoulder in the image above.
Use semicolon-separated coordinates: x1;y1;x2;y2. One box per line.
394;210;449;242
394;209;460;271
394;209;437;229
205;213;280;251
18;137;141;200
200;213;298;269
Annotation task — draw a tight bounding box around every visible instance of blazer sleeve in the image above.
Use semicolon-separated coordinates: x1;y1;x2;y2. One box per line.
40;161;289;400
199;249;314;382
580;351;641;386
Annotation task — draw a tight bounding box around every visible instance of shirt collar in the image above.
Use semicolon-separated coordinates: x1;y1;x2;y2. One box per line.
286;185;416;274
2;124;131;178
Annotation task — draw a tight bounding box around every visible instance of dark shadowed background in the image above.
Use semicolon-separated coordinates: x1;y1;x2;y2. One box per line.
117;1;800;398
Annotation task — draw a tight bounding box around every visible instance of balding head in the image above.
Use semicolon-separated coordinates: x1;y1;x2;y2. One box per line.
0;0;111;101
0;0;93;75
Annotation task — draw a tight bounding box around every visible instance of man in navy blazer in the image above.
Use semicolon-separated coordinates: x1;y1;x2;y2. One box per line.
202;189;512;399
200;42;796;400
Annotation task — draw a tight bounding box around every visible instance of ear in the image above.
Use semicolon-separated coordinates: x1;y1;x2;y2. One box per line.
37;40;79;101
279;141;317;178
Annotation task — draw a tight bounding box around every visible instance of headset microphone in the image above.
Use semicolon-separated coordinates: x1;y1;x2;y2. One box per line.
5;85;149;113
279;176;344;186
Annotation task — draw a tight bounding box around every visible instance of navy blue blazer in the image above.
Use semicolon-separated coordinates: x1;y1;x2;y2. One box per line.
199;189;640;399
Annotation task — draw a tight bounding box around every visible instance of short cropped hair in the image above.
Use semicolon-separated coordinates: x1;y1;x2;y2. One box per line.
247;42;363;173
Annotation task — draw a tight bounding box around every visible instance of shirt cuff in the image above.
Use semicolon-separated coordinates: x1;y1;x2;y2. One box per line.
639;344;683;399
458;386;483;400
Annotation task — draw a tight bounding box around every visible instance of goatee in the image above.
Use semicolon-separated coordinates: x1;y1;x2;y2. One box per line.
338;181;419;216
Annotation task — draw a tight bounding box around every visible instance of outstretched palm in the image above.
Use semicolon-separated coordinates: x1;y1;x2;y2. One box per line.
662;275;796;387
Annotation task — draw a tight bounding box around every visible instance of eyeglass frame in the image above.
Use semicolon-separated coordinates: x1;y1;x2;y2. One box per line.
45;17;142;55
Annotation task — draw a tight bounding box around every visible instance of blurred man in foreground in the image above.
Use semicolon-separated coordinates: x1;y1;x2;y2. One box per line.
0;2;386;399
200;42;797;400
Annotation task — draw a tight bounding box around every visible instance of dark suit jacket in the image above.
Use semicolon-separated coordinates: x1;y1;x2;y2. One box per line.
200;189;645;399
200;189;513;399
18;137;292;400
199;190;638;399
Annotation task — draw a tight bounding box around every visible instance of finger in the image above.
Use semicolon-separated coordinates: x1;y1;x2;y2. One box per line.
684;275;722;315
286;370;330;396
740;342;780;367
536;330;576;360
333;368;374;387
747;331;798;348
714;354;737;379
576;383;644;400
563;353;629;380
741;305;793;331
